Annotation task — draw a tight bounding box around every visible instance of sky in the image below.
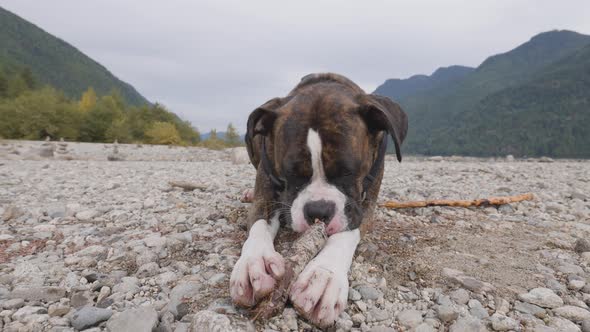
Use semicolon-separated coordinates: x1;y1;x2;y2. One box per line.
1;1;590;133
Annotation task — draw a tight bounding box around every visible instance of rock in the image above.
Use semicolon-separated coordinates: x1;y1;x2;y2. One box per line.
469;299;490;319
48;303;71;317
450;288;470;305
2;298;25;310
76;209;99;221
495;298;510;315
282;308;298;330
349;288;362;301
136;262;160;278
46;204;66;219
568;275;586;290
553;306;590;322
514;301;546;318
506;155;515;161
70;306;113;330
369;326;397;332
70;290;94;308
356;285;383;300
436;304;459;322
12;306;47;321
106;306;158;332
442;268;495;293
10;286;66;302
414;323;436;332
490;313;519;331
397;309;423;328
582;319;590;332
518;288;564;308
548;317;582;332
575;239;590;253
168;282;202;319
449;315;486;332
207;273;226;286
368;308;389;322
113;277;140;295
190;310;254;332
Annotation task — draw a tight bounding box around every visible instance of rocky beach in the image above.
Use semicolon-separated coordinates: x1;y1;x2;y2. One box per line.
0;140;589;332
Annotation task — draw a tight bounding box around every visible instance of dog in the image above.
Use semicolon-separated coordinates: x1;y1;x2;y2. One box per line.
230;73;408;327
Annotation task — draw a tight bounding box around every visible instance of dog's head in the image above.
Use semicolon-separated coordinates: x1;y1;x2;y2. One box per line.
246;73;407;235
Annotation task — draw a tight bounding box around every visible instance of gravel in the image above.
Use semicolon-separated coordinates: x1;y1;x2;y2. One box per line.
1;141;589;331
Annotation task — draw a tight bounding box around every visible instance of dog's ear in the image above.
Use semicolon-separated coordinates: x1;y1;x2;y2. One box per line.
359;94;408;162
245;98;284;167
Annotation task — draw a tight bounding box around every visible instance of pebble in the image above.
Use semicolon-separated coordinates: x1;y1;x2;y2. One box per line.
449;314;486;332
518;288;564;308
436;304;459;322
10;286;66;302
490;313;519;331
450;288;470;305
70;306;113;330
105;306;158;332
356;285;383;300
397;309;423;328
553;306;590;322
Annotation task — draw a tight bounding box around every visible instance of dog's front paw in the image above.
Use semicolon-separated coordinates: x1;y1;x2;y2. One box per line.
230;249;285;307
290;263;348;328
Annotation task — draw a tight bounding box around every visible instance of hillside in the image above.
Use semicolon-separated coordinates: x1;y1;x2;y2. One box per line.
375;30;590;156
0;6;149;105
374;65;474;101
440;44;590;158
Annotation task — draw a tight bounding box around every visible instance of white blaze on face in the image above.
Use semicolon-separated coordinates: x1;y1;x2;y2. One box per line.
290;129;348;235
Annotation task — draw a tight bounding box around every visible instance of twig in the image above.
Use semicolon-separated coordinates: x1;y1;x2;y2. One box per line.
251;222;327;320
168;181;207;192
379;193;534;209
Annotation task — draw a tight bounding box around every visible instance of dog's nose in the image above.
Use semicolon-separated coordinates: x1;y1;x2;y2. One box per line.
303;200;336;225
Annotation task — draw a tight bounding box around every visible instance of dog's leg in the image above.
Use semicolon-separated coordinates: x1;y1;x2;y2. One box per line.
230;215;285;307
290;228;360;327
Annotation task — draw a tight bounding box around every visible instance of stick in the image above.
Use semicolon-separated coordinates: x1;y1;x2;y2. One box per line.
379;193;534;209
168;181;207;192
251;222;328;320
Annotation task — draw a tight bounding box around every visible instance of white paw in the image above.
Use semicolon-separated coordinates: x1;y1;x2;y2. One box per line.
230;246;284;307
290;262;348;327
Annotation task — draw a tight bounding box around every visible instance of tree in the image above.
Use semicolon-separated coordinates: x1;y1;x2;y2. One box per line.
209;129;218;140
225;123;241;147
79;87;97;112
145;121;181;145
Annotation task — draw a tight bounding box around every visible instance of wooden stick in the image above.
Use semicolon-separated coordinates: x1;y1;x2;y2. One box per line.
251;222;328;320
379;193;534;209
168;181;207;191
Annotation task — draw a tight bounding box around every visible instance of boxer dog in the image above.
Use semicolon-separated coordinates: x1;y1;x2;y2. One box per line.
230;73;407;327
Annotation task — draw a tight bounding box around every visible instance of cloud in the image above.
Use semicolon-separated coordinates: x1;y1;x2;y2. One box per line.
2;0;590;132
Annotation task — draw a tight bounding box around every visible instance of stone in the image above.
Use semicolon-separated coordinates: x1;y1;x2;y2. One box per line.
568;275;586;291
575;239;590;253
582;319;590;332
553;306;590;322
442;268;495;293
190;310;255;332
10;286;66;302
369;326;397;332
48;303;71;317
348;287;362;301
449;315;486;332
136;262;160;278
230;148;250;165
414;323;436;332
76;209;100;221
397;309;423;328
168;282;202;319
436;304;459;322
518;288;564;308
495;298;510;315
469;299;489;319
113;277;140;294
12;306;47;321
548;317;582;332
356;285;383;300
47;204;66;219
450;288;470;305
282;308;298;330
2;298;24;310
71;306;113;330
514;301;546;318
106;306;158;332
490;313;519;331
368;308;389;322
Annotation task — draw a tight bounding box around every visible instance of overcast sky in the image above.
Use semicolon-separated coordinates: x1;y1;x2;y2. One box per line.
2;1;590;133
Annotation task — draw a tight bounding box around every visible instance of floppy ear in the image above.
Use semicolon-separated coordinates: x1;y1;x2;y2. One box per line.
359;94;408;162
245;98;284;167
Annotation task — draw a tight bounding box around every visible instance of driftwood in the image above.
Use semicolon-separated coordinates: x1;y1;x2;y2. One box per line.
168;181;207;192
251;222;328;320
379;193;534;209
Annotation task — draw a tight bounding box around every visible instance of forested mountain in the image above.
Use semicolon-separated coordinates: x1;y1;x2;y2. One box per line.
374;30;590;157
0;6;148;105
373;65;474;101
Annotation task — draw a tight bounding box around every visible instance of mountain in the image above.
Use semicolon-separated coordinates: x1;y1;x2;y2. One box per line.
375;30;590;157
373;65;474;100
0;6;149;105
